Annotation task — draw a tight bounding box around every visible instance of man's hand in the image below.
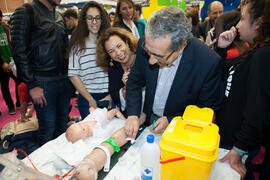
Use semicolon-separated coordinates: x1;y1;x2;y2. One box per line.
29;87;47;107
205;28;217;48
149;116;169;134
219;149;246;178
124;115;140;138
199;36;205;42
218;26;237;48
2;62;11;72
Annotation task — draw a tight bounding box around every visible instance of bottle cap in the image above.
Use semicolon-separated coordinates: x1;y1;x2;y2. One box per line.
147;134;154;143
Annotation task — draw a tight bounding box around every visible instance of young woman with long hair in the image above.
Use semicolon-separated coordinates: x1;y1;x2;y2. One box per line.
68;1;111;119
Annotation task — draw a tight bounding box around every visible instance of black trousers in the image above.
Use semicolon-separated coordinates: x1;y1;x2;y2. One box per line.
0;69;19;109
260;131;270;180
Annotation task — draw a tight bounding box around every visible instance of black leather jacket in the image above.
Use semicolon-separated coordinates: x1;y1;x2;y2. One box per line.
10;0;68;89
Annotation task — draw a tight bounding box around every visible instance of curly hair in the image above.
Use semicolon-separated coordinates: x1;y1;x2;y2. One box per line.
96;27;138;72
215;9;249;54
248;0;270;49
67;1;110;56
114;0;135;24
236;0;270;62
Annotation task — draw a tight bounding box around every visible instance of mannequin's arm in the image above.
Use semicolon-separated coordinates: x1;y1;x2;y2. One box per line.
77;127;127;180
107;108;126;120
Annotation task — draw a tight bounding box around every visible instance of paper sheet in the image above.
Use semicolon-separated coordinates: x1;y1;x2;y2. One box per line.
105;128;241;180
22;118;125;179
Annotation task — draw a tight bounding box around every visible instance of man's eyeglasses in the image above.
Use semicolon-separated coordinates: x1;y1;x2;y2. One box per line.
141;41;175;61
85;15;101;23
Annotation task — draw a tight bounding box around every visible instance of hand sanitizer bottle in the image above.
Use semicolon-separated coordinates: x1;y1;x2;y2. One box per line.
141;134;160;180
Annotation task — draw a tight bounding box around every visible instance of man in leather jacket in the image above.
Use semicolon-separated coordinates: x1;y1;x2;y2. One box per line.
195;1;224;41
10;0;72;146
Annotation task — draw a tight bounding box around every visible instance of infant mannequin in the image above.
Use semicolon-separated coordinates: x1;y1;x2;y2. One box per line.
76;127;129;180
76;113;146;180
65;107;146;179
66;108;126;143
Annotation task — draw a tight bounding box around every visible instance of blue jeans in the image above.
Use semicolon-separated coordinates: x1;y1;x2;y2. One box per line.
33;78;72;146
78;92;109;119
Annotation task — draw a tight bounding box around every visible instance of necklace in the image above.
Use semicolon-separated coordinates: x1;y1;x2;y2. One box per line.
122;53;136;72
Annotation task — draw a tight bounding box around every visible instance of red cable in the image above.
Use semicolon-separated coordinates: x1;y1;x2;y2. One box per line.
15;149;79;179
16;149;38;170
160;156;185;164
61;166;79;178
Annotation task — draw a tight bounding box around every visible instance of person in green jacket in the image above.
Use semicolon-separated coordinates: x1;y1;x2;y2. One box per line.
0;10;19;115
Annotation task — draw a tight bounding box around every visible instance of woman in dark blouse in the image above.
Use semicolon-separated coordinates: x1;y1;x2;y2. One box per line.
96;27;137;113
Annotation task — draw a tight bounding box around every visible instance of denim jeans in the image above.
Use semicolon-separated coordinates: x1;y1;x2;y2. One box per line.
78;92;109;119
33;78;72;146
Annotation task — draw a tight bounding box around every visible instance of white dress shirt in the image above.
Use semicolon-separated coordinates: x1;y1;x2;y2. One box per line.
123;19;140;39
152;54;183;117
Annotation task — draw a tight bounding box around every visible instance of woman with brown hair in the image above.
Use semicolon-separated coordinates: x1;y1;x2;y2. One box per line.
67;1;111;119
113;0;144;38
215;0;270;179
186;8;200;36
96;27;138;115
214;9;249;59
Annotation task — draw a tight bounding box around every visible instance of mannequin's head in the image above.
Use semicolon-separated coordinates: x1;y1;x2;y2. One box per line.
77;158;97;180
66;121;96;143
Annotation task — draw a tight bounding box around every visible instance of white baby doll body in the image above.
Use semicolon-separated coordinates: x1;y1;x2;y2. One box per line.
66;108;126;143
80;108;113;138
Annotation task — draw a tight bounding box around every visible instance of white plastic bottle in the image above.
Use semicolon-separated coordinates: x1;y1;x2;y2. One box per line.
141;134;160;180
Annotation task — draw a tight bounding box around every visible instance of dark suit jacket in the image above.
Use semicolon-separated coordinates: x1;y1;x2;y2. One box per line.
113;19;145;37
126;37;224;124
108;63;125;109
195;20;214;40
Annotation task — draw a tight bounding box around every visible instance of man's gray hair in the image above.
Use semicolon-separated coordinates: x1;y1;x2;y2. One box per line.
145;7;193;51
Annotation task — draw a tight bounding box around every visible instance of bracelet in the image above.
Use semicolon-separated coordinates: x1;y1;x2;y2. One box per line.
232;146;247;156
102;137;120;153
94;145;111;172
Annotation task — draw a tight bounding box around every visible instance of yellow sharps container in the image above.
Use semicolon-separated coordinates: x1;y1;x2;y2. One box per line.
159;105;220;180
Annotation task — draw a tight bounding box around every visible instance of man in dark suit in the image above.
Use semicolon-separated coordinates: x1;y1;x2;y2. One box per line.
124;7;224;138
